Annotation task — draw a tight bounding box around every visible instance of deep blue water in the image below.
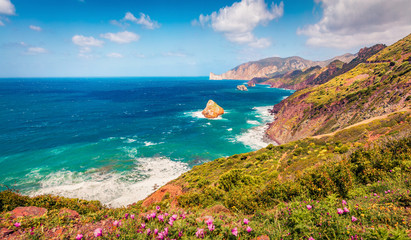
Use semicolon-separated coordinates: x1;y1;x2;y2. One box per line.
0;77;293;206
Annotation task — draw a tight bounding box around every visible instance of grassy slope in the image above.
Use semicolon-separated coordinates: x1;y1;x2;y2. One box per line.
266;34;411;144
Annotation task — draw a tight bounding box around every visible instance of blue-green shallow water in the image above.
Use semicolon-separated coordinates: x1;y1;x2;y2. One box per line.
0;77;293;207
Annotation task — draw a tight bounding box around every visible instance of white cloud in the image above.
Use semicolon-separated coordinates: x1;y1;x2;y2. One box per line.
72;35;104;47
100;31;140;44
163;51;187;57
194;0;283;48
0;20;4;26
0;0;15;15
29;25;42;31
123;12;160;29
298;0;411;49
26;47;47;55
72;35;103;58
107;52;124;58
109;19;129;28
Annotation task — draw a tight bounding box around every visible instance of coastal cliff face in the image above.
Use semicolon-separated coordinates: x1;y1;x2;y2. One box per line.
252;44;387;91
210;54;355;80
266;34;411;144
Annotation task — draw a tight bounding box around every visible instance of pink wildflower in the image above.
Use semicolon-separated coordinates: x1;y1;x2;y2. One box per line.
373;193;377;196
342;200;347;205
171;214;178;221
75;234;83;240
141;223;146;229
196;228;205;238
243;218;249;224
158;232;165;240
156;206;161;211
246;226;252;233
232;227;238;236
131;214;135;220
337;208;344;215
178;231;183;237
14;222;21;227
146;228;151;235
158;214;164;222
181;213;186;219
154;229;159;235
164;227;169;236
168;219;174;226
124;213;129;219
205;218;213;226
94;228;103;237
306;205;312;210
308;237;315;240
113;220;120;227
343;207;350;213
352;216;358;222
208;224;215;232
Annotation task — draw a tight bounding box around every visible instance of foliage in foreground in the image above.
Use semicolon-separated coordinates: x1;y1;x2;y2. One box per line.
1;129;410;239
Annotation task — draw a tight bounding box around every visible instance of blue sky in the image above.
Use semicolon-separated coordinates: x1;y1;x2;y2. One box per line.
0;0;410;77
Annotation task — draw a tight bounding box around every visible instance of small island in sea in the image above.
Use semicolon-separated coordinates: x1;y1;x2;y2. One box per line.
1;0;410;239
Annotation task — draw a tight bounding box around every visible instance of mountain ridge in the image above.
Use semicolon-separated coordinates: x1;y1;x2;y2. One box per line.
209;53;356;80
251;44;386;91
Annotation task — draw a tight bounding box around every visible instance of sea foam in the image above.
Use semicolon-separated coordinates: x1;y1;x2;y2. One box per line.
28;157;189;208
184;110;227;120
236;106;276;150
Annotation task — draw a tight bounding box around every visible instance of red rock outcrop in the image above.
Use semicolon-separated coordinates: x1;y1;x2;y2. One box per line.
59;208;80;219
9;206;47;219
142;184;182;208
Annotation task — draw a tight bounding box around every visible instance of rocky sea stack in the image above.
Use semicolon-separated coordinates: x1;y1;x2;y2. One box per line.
201;100;224;119
236;85;248;91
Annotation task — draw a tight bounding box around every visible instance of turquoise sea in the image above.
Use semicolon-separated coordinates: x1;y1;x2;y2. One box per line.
0;77;293;207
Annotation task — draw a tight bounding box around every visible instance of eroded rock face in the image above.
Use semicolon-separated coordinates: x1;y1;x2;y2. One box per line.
142;184;182;208
10;206;47;219
59;208;80;219
201;100;224;119
236;85;248;91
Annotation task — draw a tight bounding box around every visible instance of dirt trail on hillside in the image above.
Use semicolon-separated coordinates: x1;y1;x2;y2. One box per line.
312;108;410;139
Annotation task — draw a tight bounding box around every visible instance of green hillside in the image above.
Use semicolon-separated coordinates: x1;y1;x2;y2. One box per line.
266;34;410;144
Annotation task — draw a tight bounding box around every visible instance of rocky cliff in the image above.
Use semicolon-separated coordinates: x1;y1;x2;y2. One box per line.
209;54;356;80
252;44;387;91
266;34;411;144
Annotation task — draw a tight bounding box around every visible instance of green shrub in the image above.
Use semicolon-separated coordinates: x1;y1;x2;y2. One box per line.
218;169;256;192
